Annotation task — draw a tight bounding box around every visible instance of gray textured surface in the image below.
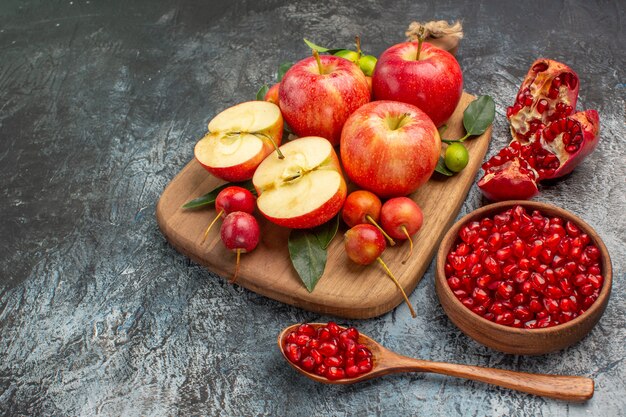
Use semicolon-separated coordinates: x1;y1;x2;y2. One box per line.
0;0;624;415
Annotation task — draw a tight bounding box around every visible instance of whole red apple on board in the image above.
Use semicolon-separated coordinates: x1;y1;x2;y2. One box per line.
372;41;463;127
340;100;441;198
279;53;370;146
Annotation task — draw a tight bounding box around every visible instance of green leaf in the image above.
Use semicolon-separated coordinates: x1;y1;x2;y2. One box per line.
182;180;256;209
435;156;454;176
277;61;293;81
288;229;328;292
463;95;496;137
256;84;269;101
303;38;330;52
302;38;343;55
311;215;339;249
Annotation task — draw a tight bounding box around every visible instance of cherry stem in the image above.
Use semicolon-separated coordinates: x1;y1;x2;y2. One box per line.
201;209;224;243
313;50;324;75
401;225;414;265
376;257;417;318
366;214;396;246
230;249;241;283
416;26;425;60
355;35;362;60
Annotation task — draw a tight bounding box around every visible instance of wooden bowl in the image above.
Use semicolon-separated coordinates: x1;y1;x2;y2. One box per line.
435;201;612;355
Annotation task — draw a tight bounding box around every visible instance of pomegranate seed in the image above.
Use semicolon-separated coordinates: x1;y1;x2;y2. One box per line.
484;256;501;275
495;312;515;325
580;284;595;296
315;364;328;376
345;365;361;378
447;276;462;290
317;327;331;341
358;358;373;373
587;265;600;275
318;341;338;357
536;99;548;113
327;322;340;336
497;282;515;299
588;275;603;289
531;272;547;291
326;366;345;380
286;343;301;363
342;338;357;357
472;287;490;303
476;275;492;289
300;356;316;371
462;297;475;309
513;305;533;321
472;305;487;316
286;331;298;344
324;356;344;368
573;274;588;287
529;299;543;313
586;246;600;261
496;246;513;261
295;334;311;346
310;348;323;365
356;346;372;360
544;285;563;299
298;323;317;337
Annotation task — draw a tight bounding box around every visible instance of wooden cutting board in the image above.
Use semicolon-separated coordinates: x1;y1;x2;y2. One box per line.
156;92;492;319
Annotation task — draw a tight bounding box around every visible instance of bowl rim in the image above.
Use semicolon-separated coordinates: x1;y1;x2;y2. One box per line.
436;200;613;335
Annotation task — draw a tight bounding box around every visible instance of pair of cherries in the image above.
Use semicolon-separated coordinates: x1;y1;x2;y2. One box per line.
202;186;259;282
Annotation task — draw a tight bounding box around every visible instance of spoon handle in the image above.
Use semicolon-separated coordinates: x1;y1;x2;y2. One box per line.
390;356;594;401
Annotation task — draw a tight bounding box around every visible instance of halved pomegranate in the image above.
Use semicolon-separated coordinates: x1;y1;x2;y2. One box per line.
478;58;600;202
507;59;579;143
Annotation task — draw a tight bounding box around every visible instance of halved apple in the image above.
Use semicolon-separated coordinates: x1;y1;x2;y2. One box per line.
252;136;347;229
194;101;283;182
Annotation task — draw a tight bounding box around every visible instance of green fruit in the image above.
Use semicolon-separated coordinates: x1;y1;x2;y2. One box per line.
444;143;469;173
358;55;377;76
334;49;359;63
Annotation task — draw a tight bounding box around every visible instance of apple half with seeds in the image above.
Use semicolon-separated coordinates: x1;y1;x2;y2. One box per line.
194;101;283;182
252;136;347;229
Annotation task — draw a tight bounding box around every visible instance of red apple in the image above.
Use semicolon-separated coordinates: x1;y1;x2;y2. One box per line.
340;100;441;198
264;83;280;105
372;41;463;127
252;136;347;229
279;53;370;146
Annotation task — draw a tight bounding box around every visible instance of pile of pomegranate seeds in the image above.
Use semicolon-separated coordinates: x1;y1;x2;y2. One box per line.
283;322;373;380
445;205;603;329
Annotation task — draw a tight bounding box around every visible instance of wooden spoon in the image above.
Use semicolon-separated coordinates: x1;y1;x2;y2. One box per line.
278;323;594;402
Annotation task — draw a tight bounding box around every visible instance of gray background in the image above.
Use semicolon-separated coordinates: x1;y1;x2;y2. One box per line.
1;0;624;416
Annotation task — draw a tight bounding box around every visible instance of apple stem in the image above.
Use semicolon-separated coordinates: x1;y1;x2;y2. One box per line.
401;225;414;265
230;249;241;283
390;112;412;131
366;214;396;246
355;35;362;60
415;26;425;60
312;50;324;75
258;132;284;159
376;257;417;318
201;209;224;243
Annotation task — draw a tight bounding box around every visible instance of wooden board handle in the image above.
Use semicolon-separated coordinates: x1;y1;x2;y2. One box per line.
389;356;594;401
